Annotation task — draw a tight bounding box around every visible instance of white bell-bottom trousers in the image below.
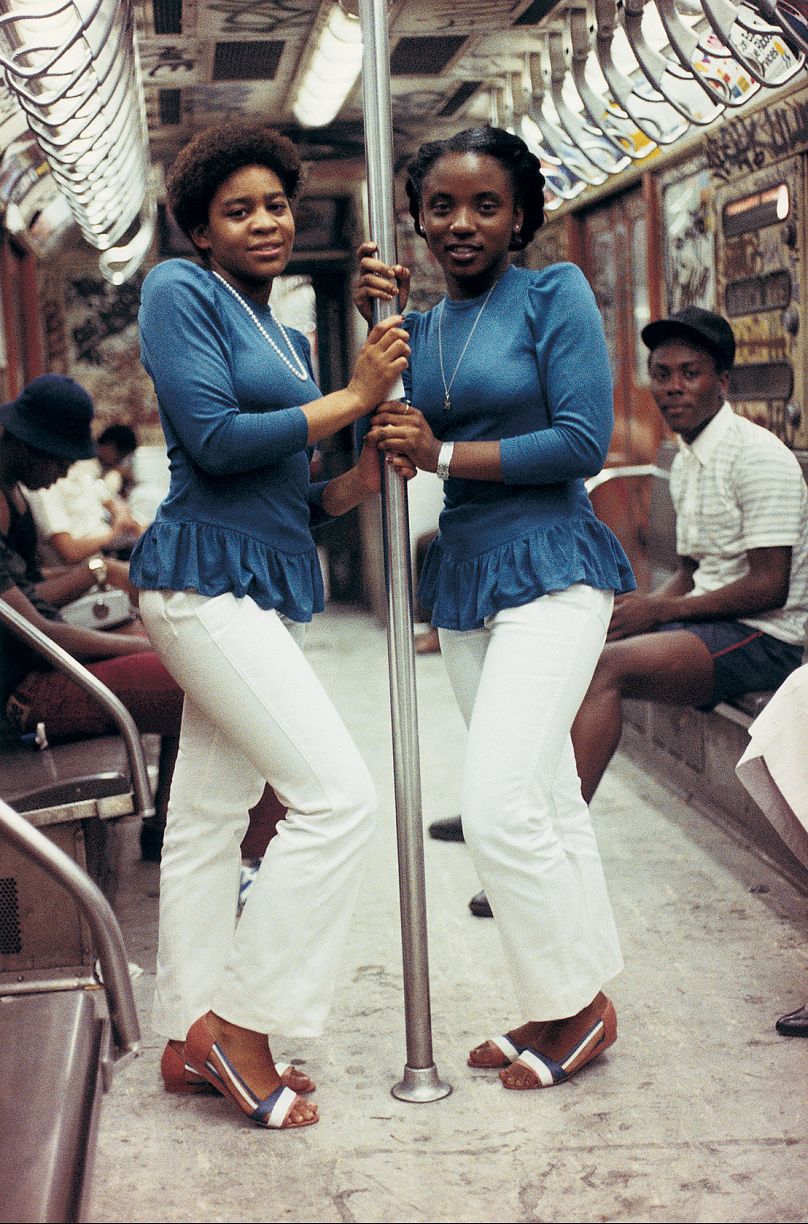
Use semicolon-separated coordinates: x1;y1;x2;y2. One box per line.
438;584;623;1021
139;589;377;1040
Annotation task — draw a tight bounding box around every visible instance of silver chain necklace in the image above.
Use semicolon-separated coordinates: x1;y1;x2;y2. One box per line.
437;281;497;412
212;271;309;382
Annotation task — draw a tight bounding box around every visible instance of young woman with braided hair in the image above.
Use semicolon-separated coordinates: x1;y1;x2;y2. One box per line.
357;126;634;1092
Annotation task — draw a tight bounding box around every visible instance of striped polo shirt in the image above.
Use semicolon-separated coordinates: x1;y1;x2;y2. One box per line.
671;402;808;646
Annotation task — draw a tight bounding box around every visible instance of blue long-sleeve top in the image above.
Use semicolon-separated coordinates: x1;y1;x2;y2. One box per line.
404;262;634;629
129;259;329;621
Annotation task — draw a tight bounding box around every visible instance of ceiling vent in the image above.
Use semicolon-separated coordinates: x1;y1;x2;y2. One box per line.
212;41;284;82
390;35;466;75
152;0;182;35
438;80;481;117
159;89;181;125
514;0;556;23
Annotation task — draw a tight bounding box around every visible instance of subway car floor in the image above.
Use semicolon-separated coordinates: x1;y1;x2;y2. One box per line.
89;605;808;1224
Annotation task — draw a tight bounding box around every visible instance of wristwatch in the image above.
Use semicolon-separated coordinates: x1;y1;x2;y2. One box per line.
88;555;108;589
436;441;455;481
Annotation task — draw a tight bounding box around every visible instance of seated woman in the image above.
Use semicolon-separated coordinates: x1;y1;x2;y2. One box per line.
25;454;143;567
1;376;181;834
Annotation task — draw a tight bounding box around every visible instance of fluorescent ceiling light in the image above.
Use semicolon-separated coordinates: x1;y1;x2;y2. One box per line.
293;2;362;128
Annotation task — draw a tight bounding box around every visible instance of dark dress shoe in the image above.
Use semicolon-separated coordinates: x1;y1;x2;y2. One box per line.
469;890;493;918
428;815;464;842
776;1003;808;1037
140;817;164;862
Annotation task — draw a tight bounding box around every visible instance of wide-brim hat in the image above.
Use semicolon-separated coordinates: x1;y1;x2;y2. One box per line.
641;306;736;370
0;374;95;461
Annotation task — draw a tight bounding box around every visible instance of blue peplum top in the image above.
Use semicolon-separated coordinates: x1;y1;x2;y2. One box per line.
403;261;635;630
129;259;328;623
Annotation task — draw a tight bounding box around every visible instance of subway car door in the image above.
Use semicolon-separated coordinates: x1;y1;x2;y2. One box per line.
713;156;807;453
579;187;662;588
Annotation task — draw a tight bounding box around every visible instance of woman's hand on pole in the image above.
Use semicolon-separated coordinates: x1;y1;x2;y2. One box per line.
301;316;409;445
366;401;441;473
357;434;416;494
347;315;410;408
320;438;416;516
353;242;411;326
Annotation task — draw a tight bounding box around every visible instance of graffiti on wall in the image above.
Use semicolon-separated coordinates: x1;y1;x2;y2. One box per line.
394;1;516;35
706;92;808;180
661;163;716;313
524;222;570;274
189;84;255;121
60;266;156;428
139;43;201;84
201;0;313;36
41;294;69;375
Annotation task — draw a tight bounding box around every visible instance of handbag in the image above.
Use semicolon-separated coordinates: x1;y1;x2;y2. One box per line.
59;586;132;630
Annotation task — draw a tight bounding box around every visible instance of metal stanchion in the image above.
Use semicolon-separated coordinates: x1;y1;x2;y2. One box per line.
358;0;451;1103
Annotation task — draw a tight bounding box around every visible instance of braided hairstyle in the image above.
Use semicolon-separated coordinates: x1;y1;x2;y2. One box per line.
166;122;302;243
405;126;545;250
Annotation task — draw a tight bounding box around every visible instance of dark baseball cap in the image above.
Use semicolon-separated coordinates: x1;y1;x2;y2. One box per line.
641;306;736;370
0;374;95;461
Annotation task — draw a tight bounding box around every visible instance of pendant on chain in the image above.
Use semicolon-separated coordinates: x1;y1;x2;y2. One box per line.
443;393;451;413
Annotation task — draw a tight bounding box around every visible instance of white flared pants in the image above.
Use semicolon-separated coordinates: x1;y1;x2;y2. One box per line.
439;584;623;1020
139;589;377;1040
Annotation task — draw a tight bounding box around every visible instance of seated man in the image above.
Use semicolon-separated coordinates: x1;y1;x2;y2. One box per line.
571;306;808;805
95;423;139;500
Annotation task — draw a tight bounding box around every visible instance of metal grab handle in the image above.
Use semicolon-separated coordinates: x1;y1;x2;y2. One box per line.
566;7;642;164
0;797;140;1066
593;0;690;144
528;51;607;187
544;30;626;177
0;599;154;821
99;193;156;285
653;0;760;110
622;0;724;125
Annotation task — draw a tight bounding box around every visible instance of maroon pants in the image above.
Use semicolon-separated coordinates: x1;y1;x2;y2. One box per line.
7;652;184;742
7;652;285;851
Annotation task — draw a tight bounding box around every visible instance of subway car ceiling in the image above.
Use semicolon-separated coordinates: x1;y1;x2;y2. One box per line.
1;0;808;278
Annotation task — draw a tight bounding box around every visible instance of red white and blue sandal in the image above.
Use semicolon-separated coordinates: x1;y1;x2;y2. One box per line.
161;1041;222;1094
467;1033;529;1068
161;1040;315;1095
502;1000;617;1090
184;1015;318;1129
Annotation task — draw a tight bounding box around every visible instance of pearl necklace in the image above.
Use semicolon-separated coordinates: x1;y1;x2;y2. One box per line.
437;281;497;412
212;271;309;382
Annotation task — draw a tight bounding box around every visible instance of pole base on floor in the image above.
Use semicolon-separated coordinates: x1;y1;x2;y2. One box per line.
392;1064;452;1103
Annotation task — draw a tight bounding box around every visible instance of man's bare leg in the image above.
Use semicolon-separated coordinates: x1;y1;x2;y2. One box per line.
572;629;715;804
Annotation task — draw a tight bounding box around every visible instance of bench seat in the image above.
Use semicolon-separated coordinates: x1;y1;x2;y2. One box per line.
0;990;105;1224
2;735;141;824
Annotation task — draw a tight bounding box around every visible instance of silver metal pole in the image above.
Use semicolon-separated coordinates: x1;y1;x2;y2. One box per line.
357;0;450;1103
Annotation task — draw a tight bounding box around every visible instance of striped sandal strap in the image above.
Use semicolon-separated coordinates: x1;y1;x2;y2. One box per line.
515;1048;569;1087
